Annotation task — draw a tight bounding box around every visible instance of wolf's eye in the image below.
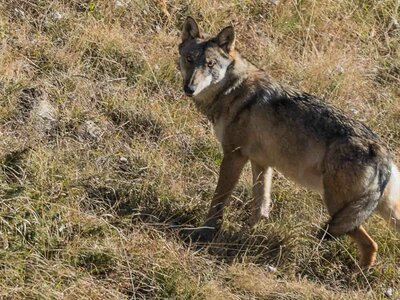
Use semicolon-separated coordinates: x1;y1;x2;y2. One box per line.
186;56;193;63
207;61;215;68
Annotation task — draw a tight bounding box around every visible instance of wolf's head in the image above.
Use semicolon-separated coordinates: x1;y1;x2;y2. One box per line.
178;17;236;97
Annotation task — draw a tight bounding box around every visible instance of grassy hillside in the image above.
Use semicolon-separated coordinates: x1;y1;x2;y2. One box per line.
0;0;399;299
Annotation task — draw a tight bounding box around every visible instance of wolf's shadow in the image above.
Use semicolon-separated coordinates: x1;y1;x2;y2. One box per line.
176;226;292;265
83;185;293;265
83;185;382;291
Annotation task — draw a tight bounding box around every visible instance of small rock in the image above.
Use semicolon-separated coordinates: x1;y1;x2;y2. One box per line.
58;224;68;233
390;18;399;30
335;65;345;75
265;265;277;273
77;120;103;142
84;120;103;140
350;108;359;115
114;0;126;7
50;11;63;20
31;98;58;133
36;100;56;122
13;8;25;19
118;156;130;172
384;287;393;298
28;37;37;45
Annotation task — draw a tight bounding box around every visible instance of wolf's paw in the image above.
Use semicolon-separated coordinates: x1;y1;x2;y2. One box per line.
358;242;378;268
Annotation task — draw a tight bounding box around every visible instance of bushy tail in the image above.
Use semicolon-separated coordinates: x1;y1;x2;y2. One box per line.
377;163;400;232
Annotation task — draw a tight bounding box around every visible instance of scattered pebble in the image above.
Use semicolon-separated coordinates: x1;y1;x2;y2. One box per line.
50;11;63;20
350;108;359;115
82;120;103;141
265;265;277;273
13;8;25;19
384;287;393;298
335;65;345;75
119;156;128;163
114;0;129;8
58;224;68;233
36;100;56;122
390;18;399;30
28;37;38;45
31;98;58;133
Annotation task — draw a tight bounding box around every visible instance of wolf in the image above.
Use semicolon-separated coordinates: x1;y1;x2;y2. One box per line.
178;16;400;267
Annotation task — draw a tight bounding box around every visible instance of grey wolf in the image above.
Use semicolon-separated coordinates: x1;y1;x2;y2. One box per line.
178;16;400;267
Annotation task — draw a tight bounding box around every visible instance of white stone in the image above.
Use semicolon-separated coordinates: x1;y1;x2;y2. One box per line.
50;11;63;20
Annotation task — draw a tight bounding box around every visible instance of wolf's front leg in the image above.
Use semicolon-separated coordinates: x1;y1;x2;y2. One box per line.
248;163;273;227
191;151;248;242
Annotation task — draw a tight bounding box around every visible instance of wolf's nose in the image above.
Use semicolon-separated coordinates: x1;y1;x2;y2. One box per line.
184;84;195;96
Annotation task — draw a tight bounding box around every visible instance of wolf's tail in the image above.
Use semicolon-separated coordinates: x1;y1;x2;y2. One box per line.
377;163;400;232
325;153;392;238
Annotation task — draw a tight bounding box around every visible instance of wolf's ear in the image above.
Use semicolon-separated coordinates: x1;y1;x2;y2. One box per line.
182;16;200;43
217;26;235;53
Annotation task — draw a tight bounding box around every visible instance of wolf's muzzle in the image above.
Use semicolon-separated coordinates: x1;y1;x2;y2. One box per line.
184;84;195;97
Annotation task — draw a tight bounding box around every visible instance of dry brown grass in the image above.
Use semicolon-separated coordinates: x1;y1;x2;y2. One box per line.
0;0;399;299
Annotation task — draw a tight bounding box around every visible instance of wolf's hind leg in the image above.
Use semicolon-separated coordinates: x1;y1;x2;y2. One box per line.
320;142;391;267
248;162;273;227
320;176;381;267
321;140;391;238
348;226;378;267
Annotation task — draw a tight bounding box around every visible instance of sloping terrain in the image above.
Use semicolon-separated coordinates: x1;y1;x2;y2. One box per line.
0;0;399;299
